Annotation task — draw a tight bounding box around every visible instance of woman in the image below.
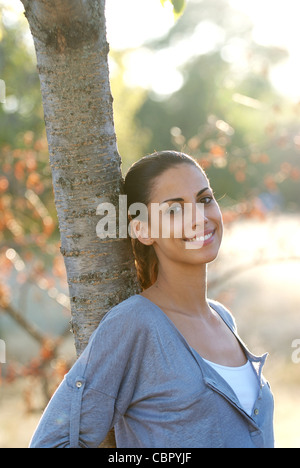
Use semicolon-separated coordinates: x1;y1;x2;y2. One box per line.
30;151;274;448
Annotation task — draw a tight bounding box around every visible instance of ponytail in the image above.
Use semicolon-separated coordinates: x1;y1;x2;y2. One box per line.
131;239;158;291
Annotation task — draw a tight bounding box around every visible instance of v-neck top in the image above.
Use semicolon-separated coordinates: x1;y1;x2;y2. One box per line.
29;295;274;448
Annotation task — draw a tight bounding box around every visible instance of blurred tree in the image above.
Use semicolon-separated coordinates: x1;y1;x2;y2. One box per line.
0;3;65;351
0;6;44;146
0;4;58;259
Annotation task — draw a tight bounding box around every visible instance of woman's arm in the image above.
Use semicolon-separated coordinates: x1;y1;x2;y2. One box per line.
29;303;148;448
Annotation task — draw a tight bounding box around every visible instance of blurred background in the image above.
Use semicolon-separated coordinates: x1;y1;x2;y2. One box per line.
0;0;299;448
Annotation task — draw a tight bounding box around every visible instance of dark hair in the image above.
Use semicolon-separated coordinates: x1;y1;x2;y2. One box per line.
124;151;205;290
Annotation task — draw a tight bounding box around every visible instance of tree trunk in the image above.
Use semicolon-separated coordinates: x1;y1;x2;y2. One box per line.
21;0;139;447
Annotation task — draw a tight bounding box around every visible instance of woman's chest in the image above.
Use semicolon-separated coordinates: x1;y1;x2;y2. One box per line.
162;310;247;367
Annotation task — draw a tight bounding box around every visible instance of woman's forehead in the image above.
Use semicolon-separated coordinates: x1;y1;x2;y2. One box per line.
149;164;210;202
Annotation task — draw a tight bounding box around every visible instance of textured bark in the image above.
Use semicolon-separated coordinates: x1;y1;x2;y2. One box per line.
21;0;140;447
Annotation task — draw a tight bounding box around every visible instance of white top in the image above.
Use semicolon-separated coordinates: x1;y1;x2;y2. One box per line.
203;359;259;415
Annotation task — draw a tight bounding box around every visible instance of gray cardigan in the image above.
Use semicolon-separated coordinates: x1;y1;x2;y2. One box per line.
29;295;274;448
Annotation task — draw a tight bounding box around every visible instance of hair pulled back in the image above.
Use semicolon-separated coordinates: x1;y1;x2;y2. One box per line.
124;151;205;290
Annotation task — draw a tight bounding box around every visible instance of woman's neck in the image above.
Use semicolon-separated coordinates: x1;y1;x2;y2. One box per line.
142;262;210;317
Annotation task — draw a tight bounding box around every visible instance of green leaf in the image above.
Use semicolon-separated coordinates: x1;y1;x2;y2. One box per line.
171;0;186;15
160;0;186;18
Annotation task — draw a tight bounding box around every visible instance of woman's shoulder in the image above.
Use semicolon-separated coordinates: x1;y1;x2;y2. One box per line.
84;295;160;354
101;295;238;334
101;294;160;328
208;299;237;332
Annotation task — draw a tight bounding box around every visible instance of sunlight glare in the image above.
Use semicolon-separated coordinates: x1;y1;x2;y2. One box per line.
105;0;175;50
2;0;300;100
228;0;300;100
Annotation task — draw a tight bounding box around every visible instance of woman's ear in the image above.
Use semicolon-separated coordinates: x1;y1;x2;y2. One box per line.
130;219;154;246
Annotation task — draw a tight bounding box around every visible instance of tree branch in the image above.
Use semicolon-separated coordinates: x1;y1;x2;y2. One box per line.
1;303;46;345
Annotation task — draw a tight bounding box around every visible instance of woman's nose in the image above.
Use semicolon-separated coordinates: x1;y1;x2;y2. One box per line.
183;202;208;238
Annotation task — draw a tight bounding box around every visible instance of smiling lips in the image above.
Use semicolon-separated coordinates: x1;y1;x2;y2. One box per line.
183;229;215;244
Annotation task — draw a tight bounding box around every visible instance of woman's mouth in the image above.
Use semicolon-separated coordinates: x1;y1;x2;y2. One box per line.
183;229;216;247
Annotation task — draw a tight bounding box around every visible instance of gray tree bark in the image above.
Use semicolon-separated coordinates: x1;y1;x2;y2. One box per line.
21;0;140;448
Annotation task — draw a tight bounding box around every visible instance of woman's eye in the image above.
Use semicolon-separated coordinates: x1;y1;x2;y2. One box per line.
200;196;213;205
166;203;182;215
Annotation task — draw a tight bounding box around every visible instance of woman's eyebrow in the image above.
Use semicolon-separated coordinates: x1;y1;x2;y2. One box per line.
162;187;210;204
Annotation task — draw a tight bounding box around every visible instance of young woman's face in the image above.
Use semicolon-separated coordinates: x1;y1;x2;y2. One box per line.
143;164;223;267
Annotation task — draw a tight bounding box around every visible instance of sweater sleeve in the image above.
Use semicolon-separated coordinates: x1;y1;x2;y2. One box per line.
29;302;148;448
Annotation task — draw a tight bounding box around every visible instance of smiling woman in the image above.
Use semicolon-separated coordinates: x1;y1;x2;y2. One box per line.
30;151;275;448
125;152;223;289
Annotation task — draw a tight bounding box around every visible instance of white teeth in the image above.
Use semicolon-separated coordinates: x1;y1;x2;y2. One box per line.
184;232;213;242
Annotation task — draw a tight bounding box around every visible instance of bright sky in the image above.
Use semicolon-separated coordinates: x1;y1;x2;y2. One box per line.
1;0;300;100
